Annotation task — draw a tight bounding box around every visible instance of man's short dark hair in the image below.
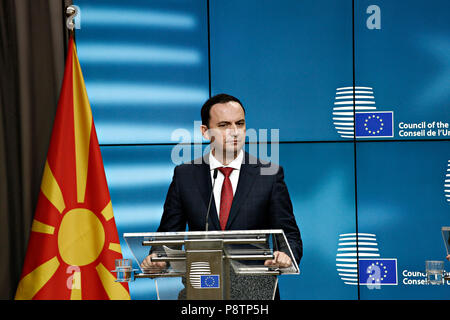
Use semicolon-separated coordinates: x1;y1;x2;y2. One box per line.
201;93;245;127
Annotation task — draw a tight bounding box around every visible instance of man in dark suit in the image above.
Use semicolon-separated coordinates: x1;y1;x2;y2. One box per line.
141;94;302;290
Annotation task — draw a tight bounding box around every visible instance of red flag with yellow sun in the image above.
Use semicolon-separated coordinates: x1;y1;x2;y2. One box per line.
15;37;130;300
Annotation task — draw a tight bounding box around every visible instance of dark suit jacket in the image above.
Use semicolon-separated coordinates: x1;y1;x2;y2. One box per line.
157;151;302;264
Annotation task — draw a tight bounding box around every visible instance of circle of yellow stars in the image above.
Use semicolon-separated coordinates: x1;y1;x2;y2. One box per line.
364;115;385;135
367;262;388;283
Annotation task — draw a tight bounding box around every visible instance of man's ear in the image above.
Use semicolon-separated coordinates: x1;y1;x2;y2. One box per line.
200;124;210;141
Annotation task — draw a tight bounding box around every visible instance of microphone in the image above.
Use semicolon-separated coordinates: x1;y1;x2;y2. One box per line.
205;168;218;232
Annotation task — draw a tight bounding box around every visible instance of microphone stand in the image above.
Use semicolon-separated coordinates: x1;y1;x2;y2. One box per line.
205;168;218;232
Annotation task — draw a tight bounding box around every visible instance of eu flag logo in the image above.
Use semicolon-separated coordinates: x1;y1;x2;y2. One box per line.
355;111;394;138
200;275;220;288
359;259;398;285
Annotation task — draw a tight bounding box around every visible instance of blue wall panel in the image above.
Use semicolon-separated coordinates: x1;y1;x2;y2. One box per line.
355;0;450;141
75;0;209;144
209;0;353;142
356;141;449;299
101;145;184;300
275;143;357;299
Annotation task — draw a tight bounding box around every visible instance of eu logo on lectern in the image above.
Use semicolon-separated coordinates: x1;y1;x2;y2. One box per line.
200;275;220;288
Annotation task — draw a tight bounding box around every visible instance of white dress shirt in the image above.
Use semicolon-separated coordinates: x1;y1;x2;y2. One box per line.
209;150;244;217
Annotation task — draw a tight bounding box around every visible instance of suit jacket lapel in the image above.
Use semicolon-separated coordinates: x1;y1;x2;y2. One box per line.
225;153;259;230
195;162;220;230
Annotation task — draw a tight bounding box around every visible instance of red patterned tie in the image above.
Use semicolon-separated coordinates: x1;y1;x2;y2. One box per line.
218;167;234;230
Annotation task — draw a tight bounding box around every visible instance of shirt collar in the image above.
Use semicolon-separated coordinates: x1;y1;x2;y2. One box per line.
209;149;244;171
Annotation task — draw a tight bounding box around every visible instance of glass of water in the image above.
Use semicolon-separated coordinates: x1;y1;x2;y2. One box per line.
425;260;444;285
114;259;134;282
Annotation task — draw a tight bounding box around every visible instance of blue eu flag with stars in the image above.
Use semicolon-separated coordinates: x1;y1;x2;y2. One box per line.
200;275;220;288
359;259;398;285
355;111;393;138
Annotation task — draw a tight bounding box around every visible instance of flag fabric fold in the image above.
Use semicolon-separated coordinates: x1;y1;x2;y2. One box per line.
15;37;130;300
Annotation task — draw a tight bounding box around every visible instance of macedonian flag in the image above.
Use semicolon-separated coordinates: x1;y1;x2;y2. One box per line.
15;37;130;300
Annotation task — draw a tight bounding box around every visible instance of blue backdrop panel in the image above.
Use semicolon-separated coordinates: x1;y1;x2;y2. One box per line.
101;145;181;300
355;0;450;141
75;0;209;144
356;141;450;299
275;143;357;299
209;0;353;142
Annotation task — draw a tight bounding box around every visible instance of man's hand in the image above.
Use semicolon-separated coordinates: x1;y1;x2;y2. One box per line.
140;253;167;273
446;254;450;261
264;251;292;268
